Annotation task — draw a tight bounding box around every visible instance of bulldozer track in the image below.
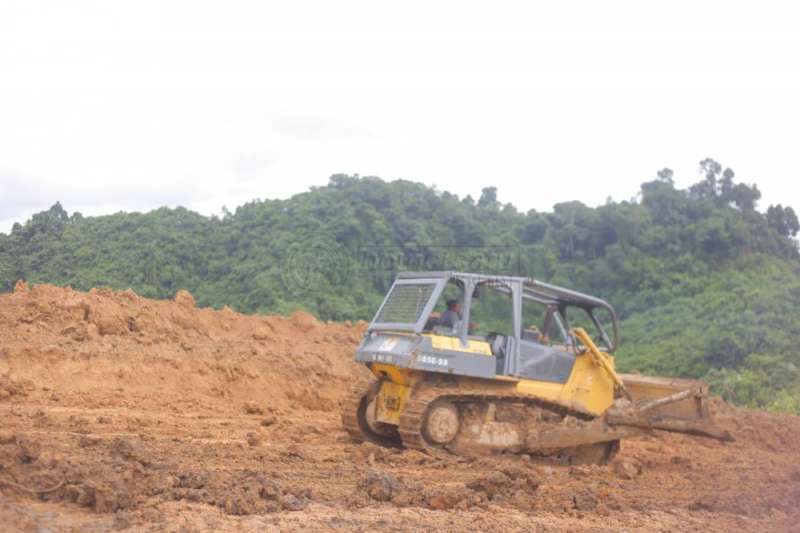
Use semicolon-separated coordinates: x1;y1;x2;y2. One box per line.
398;384;594;453
345;380;620;463
341;381;402;447
397;387;438;451
341;384;370;443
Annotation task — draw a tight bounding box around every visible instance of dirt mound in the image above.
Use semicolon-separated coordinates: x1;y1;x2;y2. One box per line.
0;284;799;532
0;283;369;415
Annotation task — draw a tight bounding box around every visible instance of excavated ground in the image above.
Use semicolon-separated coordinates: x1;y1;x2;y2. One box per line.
1;283;799;532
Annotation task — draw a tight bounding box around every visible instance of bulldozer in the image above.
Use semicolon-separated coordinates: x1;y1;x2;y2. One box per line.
342;271;731;463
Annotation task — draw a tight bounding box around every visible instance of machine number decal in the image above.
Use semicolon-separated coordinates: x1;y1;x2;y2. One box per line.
419;355;448;367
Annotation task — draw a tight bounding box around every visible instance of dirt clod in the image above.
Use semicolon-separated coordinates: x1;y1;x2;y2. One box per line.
359;469;401;502
243;402;263;415
280;493;307;511
425;486;471;510
174;289;196;309
612;458;642;479
572;490;598;512
0;376;26;400
467;470;512;497
14;434;41;463
689;494;718;511
290;311;318;332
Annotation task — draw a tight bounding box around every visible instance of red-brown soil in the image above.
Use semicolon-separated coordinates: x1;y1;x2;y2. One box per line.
1;283;799;532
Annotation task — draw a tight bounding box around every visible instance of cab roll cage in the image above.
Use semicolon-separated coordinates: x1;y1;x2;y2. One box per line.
387;271;620;357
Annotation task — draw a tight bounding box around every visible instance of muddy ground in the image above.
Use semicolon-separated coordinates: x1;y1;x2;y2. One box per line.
1;283;799;532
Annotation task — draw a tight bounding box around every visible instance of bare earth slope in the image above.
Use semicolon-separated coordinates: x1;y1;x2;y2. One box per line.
0;283;798;532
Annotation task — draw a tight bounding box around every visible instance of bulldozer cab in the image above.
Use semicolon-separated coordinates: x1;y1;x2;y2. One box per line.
367;272;620;383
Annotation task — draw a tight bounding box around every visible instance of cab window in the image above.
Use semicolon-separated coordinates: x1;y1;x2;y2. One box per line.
469;283;513;338
563;306;610;350
521;298;547;342
423;279;465;334
522;297;568;345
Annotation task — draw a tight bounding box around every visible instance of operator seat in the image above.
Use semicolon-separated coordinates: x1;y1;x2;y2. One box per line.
488;333;506;357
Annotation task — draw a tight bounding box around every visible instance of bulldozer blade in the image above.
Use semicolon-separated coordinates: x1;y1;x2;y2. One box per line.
611;417;733;441
619;373;710;421
613;374;733;442
523;376;734;452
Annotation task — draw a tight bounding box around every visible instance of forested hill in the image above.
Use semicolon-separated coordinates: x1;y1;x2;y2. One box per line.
1;159;799;411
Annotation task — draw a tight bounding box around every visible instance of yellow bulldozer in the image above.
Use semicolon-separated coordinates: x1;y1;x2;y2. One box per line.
342;272;731;463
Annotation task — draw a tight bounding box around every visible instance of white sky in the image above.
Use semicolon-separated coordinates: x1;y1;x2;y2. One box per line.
2;1;800;233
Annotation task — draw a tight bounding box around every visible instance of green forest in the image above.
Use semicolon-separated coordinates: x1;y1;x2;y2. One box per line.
1;158;799;412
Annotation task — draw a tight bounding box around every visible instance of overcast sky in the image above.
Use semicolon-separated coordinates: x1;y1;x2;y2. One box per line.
2;1;800;233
